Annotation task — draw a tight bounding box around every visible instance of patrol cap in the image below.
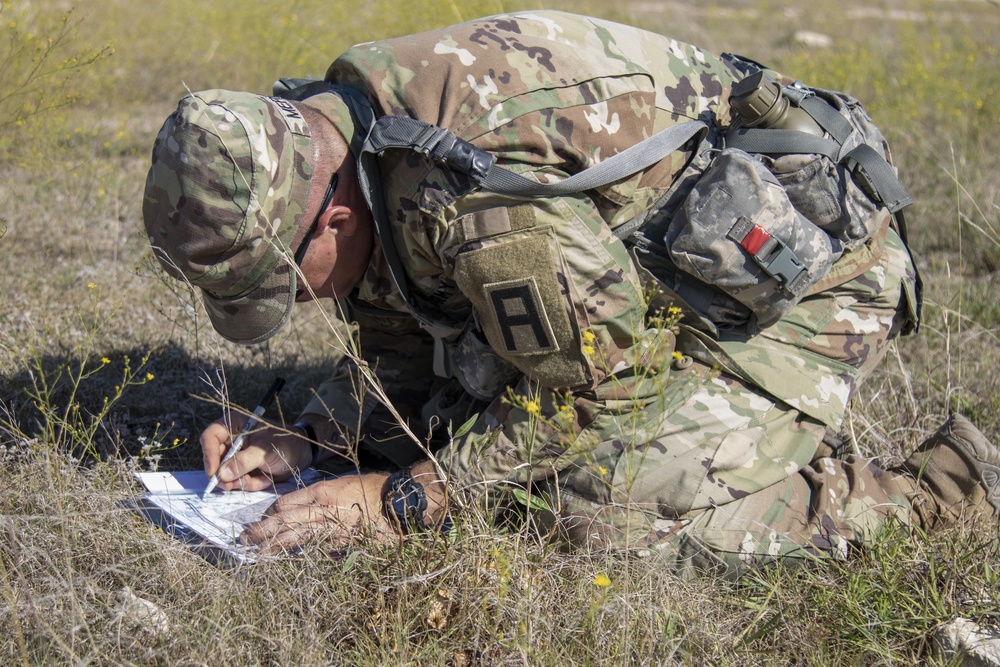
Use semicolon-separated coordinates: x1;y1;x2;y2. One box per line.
142;89;315;345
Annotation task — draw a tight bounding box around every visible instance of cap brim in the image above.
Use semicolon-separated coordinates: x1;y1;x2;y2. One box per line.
201;260;297;345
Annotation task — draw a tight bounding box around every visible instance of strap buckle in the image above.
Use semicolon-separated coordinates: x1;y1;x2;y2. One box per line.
728;218;810;295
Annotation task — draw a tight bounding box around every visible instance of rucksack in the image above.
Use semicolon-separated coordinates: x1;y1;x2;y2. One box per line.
274;58;922;338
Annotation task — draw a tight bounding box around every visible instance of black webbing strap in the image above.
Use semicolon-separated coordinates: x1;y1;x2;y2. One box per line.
892;208;923;334
797;93;854;145
725;128;841;160
363;115;709;199
843;144;913;212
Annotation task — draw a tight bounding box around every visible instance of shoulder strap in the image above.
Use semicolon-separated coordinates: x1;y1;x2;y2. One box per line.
362;114;709;198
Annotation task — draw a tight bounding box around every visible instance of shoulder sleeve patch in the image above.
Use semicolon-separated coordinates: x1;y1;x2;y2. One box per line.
454;225;587;389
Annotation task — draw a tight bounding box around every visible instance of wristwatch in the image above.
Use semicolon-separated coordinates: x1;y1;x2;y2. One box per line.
383;467;427;533
292;420;321;468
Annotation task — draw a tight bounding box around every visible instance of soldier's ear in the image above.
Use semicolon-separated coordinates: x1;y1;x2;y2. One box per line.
320;205;357;237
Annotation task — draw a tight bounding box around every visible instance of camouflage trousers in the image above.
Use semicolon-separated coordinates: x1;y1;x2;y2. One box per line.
534;367;916;579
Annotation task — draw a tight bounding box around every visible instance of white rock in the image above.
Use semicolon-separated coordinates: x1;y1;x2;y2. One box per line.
117;587;170;637
793;31;834;49
933;618;1000;667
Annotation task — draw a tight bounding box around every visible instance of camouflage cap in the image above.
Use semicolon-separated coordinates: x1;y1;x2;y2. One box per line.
142;89;315;345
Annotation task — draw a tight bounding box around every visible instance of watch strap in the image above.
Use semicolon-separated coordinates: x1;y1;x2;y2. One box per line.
292;420;321;468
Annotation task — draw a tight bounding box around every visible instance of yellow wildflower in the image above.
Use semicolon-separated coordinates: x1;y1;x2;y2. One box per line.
88;282;97;289
100;357;111;365
668;306;682;316
582;344;596;357
593;573;611;587
145;372;155;381
525;399;542;416
581;329;596;344
597;465;609;477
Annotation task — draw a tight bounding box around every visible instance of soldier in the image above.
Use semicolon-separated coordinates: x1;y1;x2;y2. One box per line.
143;10;999;577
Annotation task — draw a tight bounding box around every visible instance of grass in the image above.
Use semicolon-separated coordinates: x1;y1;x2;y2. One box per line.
1;0;999;664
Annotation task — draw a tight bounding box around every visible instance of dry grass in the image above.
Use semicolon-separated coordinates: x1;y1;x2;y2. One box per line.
1;0;999;664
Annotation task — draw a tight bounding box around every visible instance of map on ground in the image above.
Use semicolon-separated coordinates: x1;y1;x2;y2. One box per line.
129;469;324;565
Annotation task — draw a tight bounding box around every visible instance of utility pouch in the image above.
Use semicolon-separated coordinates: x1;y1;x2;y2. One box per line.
619;69;918;334
760;88;894;250
450;325;522;401
664;148;842;329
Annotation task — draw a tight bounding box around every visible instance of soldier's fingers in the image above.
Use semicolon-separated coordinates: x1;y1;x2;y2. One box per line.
263;484;323;517
199;421;232;476
242;506;314;547
200;413;251;476
217;445;272;484
215;472;276;493
256;523;320;555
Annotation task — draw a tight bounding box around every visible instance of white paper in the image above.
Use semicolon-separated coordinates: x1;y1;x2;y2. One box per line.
135;469;323;563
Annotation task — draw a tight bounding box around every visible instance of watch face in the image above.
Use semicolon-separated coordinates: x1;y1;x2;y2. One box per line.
385;469;427;533
389;491;412;520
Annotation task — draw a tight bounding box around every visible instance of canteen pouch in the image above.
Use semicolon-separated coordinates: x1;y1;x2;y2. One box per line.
664;147;843;329
761;88;892;250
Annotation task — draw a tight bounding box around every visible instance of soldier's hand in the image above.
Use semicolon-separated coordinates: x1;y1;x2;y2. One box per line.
200;414;312;492
240;473;393;553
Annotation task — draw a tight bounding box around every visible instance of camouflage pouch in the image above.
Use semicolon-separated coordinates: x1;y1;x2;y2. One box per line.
761;87;894;250
664;147;842;329
616;66;915;335
450;326;522;401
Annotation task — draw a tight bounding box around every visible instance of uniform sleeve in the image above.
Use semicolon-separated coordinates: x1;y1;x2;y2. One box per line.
299;308;440;465
369;88;685;492
433;190;687;496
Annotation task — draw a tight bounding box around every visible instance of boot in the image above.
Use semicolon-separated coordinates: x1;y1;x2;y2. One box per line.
896;414;1000;530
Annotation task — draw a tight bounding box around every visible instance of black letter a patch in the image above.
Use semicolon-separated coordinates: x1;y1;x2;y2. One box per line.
484;277;558;356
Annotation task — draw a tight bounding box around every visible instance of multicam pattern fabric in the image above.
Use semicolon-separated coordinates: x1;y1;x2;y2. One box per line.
143;90;315;344
286;11;924;570
305;10;743;423
546;452;917;580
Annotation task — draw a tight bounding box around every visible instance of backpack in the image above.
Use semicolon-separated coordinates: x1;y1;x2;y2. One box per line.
274;58;922;338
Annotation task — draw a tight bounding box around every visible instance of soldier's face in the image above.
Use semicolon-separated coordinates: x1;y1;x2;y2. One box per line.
292;162;374;304
295;173;338;301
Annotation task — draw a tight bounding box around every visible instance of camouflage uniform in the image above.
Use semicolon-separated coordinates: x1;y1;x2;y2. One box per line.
290;11;925;576
142;11;994;578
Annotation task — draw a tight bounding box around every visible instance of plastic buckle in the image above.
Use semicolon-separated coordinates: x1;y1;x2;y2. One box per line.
414;126;451;157
757;240;808;295
445;139;494;183
630;231;651;252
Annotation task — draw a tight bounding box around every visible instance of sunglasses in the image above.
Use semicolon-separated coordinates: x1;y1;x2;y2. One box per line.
293;173;338;300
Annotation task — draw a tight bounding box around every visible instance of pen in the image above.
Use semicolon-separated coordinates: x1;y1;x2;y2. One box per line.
203;377;286;497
